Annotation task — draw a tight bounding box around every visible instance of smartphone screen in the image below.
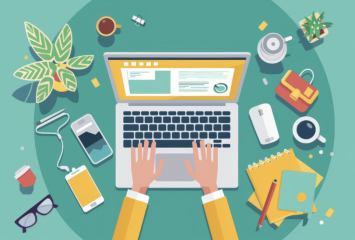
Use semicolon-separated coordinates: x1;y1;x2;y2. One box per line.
67;168;102;208
72;114;112;164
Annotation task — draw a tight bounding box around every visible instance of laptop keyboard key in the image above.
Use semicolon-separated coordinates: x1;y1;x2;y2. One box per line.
205;111;212;115
191;117;198;123
163;132;171;139
141;111;149;115
209;117;217;123
133;140;139;147
205;125;212;131
195;124;203;131
123;140;131;148
123;111;131;115
200;132;207;139
124;132;134;138
214;140;222;143
223;124;231;131
218;132;230;139
168;111;176;115
135;132;143;138
159;111;167;115
158;124;166;131
178;111;185;115
149;125;157;131
200;117;208;123
145;117;153;123
214;111;221;115
144;132;152;138
132;111;140;115
186;124;194;131
223;144;230;148
136;117;144;123
181;132;189;139
172;132;180;139
181;117;189;123
196;111;203;115
172;117;180;123
124;124;139;131
154;117;162;123
190;132;198;139
163;117;171;123
154;132;162;139
209;132;217;138
223;111;230;115
214;144;222;148
219;117;230;123
187;111;194;115
124;117;134;123
150;111;158;115
140;124;148;131
154;140;194;148
177;124;185;131
168;124;175;131
214;124;221;131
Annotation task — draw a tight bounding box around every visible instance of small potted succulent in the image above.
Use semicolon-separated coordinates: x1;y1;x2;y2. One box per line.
299;12;333;43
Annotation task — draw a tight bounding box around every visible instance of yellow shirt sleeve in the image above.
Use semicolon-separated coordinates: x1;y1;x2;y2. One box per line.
203;197;238;240
112;196;148;240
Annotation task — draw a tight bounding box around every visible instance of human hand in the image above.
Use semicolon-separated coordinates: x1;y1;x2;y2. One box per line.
184;140;218;195
131;140;165;195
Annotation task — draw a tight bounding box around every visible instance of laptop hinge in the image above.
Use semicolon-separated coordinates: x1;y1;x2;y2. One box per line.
128;103;226;106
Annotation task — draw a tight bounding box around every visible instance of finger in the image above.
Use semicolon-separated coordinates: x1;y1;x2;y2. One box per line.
143;140;149;161
200;140;206;161
192;141;200;167
153;159;165;178
206;143;211;162
184;160;196;179
213;147;218;166
150;141;156;161
131;147;136;170
138;143;142;162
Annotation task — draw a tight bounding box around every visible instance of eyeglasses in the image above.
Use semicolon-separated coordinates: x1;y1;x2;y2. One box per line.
15;194;58;233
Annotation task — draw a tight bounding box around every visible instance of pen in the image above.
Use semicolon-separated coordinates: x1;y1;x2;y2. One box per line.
36;109;65;125
258;179;277;229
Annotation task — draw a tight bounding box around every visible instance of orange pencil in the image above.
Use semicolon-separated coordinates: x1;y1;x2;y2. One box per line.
258;179;277;228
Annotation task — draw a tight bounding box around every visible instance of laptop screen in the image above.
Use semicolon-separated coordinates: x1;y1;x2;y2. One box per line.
107;59;247;100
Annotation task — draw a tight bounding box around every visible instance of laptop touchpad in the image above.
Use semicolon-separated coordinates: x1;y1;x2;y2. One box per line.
155;154;195;181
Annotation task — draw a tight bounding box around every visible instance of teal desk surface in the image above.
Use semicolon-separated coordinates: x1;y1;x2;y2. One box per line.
1;0;353;239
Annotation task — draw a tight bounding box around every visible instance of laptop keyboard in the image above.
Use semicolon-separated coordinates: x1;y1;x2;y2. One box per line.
122;111;231;148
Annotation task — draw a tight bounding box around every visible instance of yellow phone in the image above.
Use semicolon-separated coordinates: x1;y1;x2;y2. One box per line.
65;165;104;212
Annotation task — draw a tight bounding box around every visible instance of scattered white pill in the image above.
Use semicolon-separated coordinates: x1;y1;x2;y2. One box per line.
20;146;24;151
320;220;324;225
263;78;268;85
319;150;323;154
330;152;334;156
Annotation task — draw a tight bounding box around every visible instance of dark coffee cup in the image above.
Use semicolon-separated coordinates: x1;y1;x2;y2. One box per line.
96;16;121;37
293;116;326;144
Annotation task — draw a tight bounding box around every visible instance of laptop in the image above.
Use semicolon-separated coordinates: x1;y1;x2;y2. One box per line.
104;52;250;188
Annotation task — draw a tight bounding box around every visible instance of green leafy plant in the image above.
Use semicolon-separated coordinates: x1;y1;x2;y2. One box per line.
302;12;333;43
14;22;94;103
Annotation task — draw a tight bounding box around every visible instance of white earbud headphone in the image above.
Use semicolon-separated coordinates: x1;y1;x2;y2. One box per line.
35;109;70;172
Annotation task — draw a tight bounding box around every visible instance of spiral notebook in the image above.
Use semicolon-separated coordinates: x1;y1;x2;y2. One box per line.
246;148;323;224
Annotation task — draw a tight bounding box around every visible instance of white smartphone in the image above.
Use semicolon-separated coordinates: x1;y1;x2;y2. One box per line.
71;114;113;165
65;165;104;212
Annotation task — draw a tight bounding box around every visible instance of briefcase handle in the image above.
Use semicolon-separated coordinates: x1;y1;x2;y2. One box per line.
299;69;314;84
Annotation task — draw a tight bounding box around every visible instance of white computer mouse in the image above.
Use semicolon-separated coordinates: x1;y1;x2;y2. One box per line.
249;103;279;145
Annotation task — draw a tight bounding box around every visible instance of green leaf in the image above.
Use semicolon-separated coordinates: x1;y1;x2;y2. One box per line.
67;55;94;70
302;24;310;32
305;17;313;26
13;61;57;80
53;24;73;63
315;27;320;39
36;76;54;103
303;31;310;37
57;68;77;92
24;22;53;61
312;12;316;22
319;12;324;20
322;22;333;26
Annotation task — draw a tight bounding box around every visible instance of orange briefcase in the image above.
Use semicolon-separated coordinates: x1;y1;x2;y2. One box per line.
275;69;318;112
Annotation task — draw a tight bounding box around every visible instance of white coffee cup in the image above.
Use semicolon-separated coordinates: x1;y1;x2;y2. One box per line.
293;116;326;144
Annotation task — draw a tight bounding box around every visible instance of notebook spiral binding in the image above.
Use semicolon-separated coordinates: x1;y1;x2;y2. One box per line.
248;149;290;170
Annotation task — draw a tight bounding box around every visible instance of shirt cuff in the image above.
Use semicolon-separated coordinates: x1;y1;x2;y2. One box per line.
201;190;224;204
126;190;149;203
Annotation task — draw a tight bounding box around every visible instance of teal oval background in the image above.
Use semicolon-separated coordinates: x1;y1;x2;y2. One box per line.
34;0;334;239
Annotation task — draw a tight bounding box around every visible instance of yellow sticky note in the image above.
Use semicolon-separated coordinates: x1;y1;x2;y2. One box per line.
91;78;100;88
258;21;268;31
326;208;334;218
